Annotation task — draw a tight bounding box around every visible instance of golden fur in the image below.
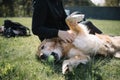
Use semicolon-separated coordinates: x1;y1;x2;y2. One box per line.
66;13;120;57
37;12;120;74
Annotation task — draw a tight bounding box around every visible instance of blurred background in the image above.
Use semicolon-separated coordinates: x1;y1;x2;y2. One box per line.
0;0;120;19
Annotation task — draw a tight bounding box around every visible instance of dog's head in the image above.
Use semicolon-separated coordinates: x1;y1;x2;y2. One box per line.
37;38;63;62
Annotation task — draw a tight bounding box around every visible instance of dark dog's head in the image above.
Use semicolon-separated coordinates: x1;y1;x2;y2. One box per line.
37;38;63;62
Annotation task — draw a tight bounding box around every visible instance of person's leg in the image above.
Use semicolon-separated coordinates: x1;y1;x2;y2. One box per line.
80;21;102;34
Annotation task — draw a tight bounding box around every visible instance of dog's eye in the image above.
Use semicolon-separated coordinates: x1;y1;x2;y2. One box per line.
41;46;44;49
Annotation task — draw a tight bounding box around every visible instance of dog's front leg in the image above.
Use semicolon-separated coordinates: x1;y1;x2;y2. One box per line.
62;55;90;74
114;51;120;58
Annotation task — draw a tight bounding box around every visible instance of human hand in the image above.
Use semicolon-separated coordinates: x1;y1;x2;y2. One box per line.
58;30;75;43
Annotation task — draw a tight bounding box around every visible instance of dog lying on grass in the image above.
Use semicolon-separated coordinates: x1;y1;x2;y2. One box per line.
37;38;90;74
37;12;120;74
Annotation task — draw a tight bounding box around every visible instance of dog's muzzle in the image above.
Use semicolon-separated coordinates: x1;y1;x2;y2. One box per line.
40;53;47;60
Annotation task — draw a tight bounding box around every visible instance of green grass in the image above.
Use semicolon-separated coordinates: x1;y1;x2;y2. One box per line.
0;17;120;80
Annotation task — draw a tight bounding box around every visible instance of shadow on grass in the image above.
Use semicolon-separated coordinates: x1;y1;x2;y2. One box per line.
36;55;113;80
64;55;112;80
64;63;103;80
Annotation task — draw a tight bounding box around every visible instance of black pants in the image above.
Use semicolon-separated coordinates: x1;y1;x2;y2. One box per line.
80;21;102;34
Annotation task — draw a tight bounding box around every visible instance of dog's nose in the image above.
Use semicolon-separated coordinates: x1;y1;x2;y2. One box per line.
51;52;59;61
40;54;47;59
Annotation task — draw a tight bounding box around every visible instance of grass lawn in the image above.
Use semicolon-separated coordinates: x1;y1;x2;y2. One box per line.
0;17;120;80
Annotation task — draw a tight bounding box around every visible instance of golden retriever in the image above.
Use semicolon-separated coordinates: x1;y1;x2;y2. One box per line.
37;12;120;74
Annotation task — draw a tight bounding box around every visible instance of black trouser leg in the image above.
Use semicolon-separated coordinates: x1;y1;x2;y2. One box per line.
80;21;102;34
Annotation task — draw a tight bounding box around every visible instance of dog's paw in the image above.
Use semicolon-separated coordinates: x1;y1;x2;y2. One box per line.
114;51;120;58
62;60;73;74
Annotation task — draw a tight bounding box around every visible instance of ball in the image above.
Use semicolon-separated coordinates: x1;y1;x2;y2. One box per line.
47;55;55;62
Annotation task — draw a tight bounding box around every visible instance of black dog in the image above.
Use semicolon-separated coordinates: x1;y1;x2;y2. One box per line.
2;20;31;38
